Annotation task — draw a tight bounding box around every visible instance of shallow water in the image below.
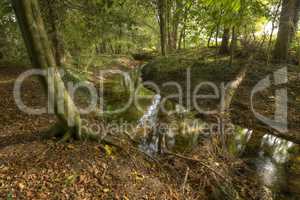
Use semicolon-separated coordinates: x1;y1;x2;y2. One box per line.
137;94;300;199
101;66;300;199
233;131;300;200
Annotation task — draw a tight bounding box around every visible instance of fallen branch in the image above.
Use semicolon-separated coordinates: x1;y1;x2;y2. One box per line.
181;167;190;194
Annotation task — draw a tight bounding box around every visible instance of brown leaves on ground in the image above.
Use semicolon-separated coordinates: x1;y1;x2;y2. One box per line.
0;66;266;200
0;66;180;199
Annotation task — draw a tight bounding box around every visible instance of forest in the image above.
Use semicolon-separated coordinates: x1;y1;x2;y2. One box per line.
0;0;300;199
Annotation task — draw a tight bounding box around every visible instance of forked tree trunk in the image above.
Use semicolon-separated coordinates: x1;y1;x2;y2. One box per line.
273;0;297;61
12;0;82;140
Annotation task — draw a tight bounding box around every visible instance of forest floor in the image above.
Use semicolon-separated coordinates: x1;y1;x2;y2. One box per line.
0;61;268;200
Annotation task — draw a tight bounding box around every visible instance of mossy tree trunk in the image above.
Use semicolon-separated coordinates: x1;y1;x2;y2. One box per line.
273;0;297;62
12;0;82;140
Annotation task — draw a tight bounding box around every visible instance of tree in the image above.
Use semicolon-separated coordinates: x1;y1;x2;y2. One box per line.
157;0;167;55
219;27;230;54
291;0;300;41
12;0;82;140
273;0;299;61
40;0;66;67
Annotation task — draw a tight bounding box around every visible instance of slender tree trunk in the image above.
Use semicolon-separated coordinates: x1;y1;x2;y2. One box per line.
178;23;186;50
12;0;82;140
219;27;230;54
170;0;183;50
172;23;178;50
267;0;282;61
215;18;221;48
166;0;172;52
177;2;191;50
229;27;237;65
157;0;167;56
273;0;297;61
183;28;186;49
207;26;215;48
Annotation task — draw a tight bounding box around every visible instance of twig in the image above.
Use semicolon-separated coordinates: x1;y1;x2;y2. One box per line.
122;131;139;145
101;164;108;180
181;166;190;194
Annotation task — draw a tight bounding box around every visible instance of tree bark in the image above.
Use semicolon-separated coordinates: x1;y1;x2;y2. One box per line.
207;25;216;48
291;0;300;41
45;0;65;67
267;0;282;53
157;0;167;56
166;0;172;52
215;18;221;48
273;0;297;62
12;0;82;140
171;0;181;50
219;27;230;54
229;27;237;66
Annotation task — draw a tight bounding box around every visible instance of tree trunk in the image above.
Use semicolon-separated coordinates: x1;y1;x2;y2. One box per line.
207;26;215;48
47;0;65;67
12;0;82;140
157;0;167;56
178;21;187;50
219;27;230;54
273;0;297;62
166;0;172;52
215;19;221;48
168;0;181;50
40;0;66;67
171;2;180;50
177;2;191;50
229;27;237;65
291;0;300;41
267;0;282;56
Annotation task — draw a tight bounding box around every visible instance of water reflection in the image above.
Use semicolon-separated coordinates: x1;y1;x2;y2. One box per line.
137;94;204;155
260;134;294;163
134;90;300;199
232;129;300;199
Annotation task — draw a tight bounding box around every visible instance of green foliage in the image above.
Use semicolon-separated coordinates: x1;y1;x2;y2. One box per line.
1;0;294;65
62;0;158;57
0;0;28;63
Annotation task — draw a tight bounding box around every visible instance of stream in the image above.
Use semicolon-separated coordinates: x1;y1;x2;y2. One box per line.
101;65;300;200
137;93;300;200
